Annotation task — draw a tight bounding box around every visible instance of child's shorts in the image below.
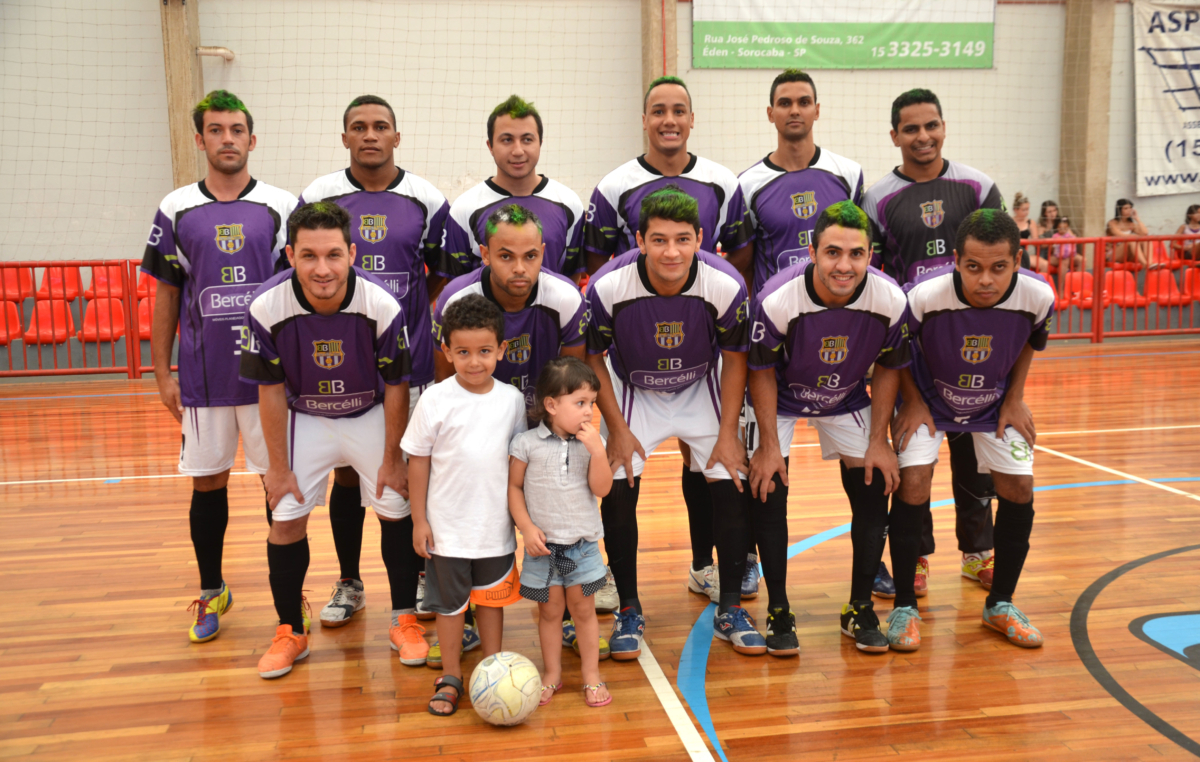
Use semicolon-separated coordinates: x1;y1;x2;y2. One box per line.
424;552;522;615
519;539;608;603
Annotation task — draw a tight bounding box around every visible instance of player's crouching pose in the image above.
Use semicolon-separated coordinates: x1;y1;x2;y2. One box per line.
240;202;422;678
746;201;913;655
893;209;1055;648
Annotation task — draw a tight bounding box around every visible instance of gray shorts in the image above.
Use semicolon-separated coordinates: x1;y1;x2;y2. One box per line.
423;552;520;615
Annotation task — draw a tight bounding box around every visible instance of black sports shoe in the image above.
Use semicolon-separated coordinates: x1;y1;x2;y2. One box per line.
840;600;889;653
872;562;896;598
764;608;799;657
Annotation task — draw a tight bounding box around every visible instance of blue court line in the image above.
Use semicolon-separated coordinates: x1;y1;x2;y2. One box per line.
104;479;121;484
0;392;158;402
675;477;1200;759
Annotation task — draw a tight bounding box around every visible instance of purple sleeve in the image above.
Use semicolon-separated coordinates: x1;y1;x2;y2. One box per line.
719;185;752;253
562;212;587;275
852;170;865;206
560;292;588;348
716;286;751;352
437;214;479;279
424;200;451;274
876;306;912;369
746;296;785;371
582;189;620;259
430;287;450;347
239;310;284;385
139;209;183;287
584;283;614;354
376;305;414;385
1030;297;1054;351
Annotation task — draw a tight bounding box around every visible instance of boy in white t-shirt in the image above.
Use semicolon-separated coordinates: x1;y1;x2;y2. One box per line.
403;294;528;717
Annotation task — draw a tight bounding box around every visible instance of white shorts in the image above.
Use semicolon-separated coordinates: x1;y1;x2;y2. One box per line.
746;405;929;469
349;383;425;505
898;425;1034;476
179;405;268;477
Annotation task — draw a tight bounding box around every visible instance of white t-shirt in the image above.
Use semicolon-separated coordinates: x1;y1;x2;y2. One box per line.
401;377;528;558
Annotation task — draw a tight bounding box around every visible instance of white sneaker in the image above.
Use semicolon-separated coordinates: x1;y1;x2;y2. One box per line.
319;578;365;628
594;566;619;612
687;564;720;604
415;573;435;620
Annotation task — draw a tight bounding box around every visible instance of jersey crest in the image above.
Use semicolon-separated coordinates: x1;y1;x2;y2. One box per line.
359;214;388;243
920;200;945;229
505;333;531;364
312;339;345;370
819;336;849;364
961;335;992;364
654;321;685;349
791;191;818;220
215;224;245;254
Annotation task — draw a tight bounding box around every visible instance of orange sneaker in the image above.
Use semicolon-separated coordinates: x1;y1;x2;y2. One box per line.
257;624;309;678
390;613;430;666
914;556;930;598
885;606;922;651
982;602;1044;648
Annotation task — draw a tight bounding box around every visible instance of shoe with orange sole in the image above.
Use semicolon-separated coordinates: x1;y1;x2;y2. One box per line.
390;613;430;666
257;624;310;678
982;601;1044;648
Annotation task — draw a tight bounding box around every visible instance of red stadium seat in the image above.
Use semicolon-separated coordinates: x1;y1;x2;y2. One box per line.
1062;271;1108;308
1144;270;1188;306
137;297;155;340
23;300;75;344
84;265;126;300
1149;241;1184;271
1;267;35;301
77;298;126;342
0;301;22;346
1183;268;1200;301
136;271;159;299
36;267;83;301
1102;270;1148;308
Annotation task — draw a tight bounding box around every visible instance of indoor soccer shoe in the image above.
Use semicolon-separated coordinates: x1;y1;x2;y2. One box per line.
982;601;1044;648
562;619;612;660
257;624;309;679
187;583;232;643
687;564;720;604
885;606;923;651
741;554;762;599
389;613;430;666
764;608;800;657
872;562;896;599
962;553;995;590
914;556;930;598
714;606;767;655
609;608;645;661
594;566;619;612
425;623;480;669
319;578;364;628
415;573;435;620
840;601;889;653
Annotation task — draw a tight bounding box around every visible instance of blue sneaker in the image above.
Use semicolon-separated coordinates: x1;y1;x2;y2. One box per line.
562;618;576;647
741;554;761;599
872;562;896;599
714;606;767;655
188;583;232;643
610;608;645;661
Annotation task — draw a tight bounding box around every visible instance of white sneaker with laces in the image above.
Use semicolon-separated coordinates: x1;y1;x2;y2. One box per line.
319;578;365;628
687;564;720;604
594;566;619;612
415;573;435;620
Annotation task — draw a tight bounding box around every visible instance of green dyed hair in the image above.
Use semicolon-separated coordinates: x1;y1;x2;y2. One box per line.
343;94;396;130
890;88;942;130
770;69;817;105
638;184;700;236
484;203;543;246
812;200;872;250
288;201;352;248
487;95;544;143
192;90;253;135
955;209;1020;260
643;75;692;111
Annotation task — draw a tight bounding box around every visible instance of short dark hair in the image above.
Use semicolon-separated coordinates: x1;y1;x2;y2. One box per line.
638;184;700;236
531;356;601;423
955;209;1020;260
343;94;396;131
487;95;543;143
288;201;351;248
192;89;253;135
441;293;505;346
891;88;942;131
770;69;816;105
812;200;872;250
485;203;543;246
644;75;692;111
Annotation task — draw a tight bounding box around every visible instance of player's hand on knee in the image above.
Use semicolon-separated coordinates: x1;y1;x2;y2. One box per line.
376;455;408;500
891;399;935;453
412;520;434;559
863;441;900;495
157;376;184;424
606;426;644;487
748;445;787;502
997;398;1036;445
707;431;748;492
264;467;303;511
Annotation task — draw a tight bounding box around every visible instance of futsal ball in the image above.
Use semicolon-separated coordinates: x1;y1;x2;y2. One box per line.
469;651;542;726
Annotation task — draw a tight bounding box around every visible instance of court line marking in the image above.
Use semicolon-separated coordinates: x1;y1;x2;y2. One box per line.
638;641;715;761
1034;445;1200;501
0;392;159;401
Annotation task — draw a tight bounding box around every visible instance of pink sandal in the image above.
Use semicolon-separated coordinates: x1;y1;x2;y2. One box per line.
539;682;562;706
583;682;612;708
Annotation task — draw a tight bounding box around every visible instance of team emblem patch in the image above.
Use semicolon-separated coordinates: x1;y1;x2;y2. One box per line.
506;333;531;364
312;340;345;370
819;336;849;364
359;214;388;243
654;321;685;349
961;335;992;364
791;191;817;220
919;200;945;229
214;224;245;254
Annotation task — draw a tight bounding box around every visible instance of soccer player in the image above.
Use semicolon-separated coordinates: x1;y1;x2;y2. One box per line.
586;186;761;659
241;202;424;677
863;89;1005;595
890;209;1054;648
440;96;586;283
296;95;449;628
583;76;752;603
746;201;911;655
142;90;297;644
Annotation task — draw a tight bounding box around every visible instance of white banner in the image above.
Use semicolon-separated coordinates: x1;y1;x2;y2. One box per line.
1133;1;1200;196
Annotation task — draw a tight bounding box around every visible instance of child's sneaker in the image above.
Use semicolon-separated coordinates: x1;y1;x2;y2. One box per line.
187;583;232;643
687;564;719;604
389;613;429;666
872;562;896;599
426;622;480;669
415;573;435;620
885;606;922;651
764;608;799;657
562;619;612;660
713;606;767;655
840;601;889;653
593;567;619;612
962;552;994;590
609;608;645;661
319;578;364;627
914;556;930;598
982;601;1044;648
257;624;309;678
741;554;761;599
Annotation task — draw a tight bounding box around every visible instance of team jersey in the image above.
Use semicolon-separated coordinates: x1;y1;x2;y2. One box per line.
440;177;585;277
863;160;1004;286
297;168;448;387
906;268;1054;432
739;148;865;290
432;268;587;409
749;262;910;418
586;249;749;393
141;178;298;408
240;267;412;419
582;154;749;262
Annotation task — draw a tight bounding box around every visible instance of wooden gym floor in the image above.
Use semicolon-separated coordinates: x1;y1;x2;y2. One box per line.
1;338;1199;761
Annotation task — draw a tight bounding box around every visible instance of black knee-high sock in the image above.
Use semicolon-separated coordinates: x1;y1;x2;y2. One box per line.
709;478;751;612
889;496;929;609
843;465;889;604
328;482;365;581
682;466;714;570
190;487;229;591
379;516;418;611
268;537;309;632
752;464;789;613
948;431;996;554
601;476;642;612
986;497;1035;608
265;497;273;527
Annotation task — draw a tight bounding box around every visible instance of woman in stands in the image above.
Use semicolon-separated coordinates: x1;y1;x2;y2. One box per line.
1106;198;1149;269
1171;204;1200;262
1012;193;1048;272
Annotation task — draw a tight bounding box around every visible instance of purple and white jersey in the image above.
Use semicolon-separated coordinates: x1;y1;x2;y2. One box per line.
440;177;585;277
240;267;412;419
297;168;448;387
583;154;749;262
141;178;298;408
432;268;587;409
749;262;909;418
906;269;1054;432
739;148;864;290
586;249;749;393
863;160;1004;286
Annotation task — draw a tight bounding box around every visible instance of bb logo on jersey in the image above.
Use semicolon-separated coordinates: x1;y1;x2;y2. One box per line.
791;191;817;220
312;340;345;370
214;224;245;254
961;335;992;364
819;336;849;364
919;200;945;229
654;321;685;349
359;214;388;243
506;333;531;364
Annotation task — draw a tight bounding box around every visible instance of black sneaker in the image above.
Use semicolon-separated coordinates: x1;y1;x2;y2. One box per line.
872;562;896;598
764;608;799;657
840;601;889;653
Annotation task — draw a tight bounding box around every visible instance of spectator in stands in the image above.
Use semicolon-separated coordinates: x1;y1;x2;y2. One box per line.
1106;198;1149;268
1012;193;1048;272
1171;204;1200;262
1050;216;1083;272
1038;200;1060;237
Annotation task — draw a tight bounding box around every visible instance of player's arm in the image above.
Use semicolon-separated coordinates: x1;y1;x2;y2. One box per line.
725;241;754;293
259;382;304;510
585;351;643;488
376;381;411;499
706;349;749;490
408;455;433;558
863;364;901;494
996;343;1037;444
151;282;183;423
747;367;786;501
